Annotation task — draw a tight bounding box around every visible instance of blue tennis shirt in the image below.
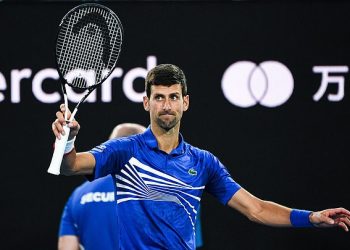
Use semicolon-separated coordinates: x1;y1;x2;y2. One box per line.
90;127;241;249
59;176;203;249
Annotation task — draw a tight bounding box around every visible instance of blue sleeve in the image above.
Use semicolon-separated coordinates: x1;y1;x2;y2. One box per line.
205;152;241;205
89;138;134;180
58;195;78;236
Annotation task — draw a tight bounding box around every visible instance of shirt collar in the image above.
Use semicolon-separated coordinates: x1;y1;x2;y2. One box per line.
143;126;185;155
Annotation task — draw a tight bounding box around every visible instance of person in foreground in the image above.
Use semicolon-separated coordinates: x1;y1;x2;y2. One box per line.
58;123;146;250
52;64;350;250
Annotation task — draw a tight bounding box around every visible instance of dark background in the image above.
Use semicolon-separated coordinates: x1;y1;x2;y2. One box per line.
0;1;349;249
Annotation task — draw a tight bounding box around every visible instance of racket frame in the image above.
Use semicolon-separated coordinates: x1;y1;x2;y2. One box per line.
47;3;123;175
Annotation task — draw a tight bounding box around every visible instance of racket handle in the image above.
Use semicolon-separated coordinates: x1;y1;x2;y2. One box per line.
47;125;71;175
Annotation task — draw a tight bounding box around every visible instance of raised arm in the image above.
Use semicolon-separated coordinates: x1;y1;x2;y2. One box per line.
52;104;95;176
228;188;350;231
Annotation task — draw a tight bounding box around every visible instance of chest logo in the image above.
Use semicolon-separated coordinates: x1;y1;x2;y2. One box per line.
188;168;197;176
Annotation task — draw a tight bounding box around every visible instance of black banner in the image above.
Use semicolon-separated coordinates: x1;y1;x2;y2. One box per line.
0;2;349;249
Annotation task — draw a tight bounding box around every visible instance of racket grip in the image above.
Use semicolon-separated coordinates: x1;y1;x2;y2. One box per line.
47;125;71;175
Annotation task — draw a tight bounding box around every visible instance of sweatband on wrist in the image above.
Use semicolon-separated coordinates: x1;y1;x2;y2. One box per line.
64;136;76;154
290;209;314;228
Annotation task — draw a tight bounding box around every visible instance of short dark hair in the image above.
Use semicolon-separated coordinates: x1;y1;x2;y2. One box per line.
145;64;187;97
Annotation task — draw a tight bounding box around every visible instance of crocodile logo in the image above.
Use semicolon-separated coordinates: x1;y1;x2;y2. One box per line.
188;168;197;176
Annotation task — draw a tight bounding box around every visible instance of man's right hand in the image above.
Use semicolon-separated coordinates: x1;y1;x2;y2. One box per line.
52;104;80;140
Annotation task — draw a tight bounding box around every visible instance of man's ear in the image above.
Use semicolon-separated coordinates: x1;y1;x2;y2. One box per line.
143;96;150;111
183;95;190;111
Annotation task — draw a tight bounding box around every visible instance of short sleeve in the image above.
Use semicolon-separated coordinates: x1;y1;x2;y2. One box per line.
58;195;78;236
89;138;134;180
205;153;241;205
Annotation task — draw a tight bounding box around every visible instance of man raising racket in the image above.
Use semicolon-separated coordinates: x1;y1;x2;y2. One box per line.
52;64;350;250
58;122;204;250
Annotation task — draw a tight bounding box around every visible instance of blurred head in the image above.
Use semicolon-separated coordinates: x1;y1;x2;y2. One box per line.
145;64;187;98
109;123;146;139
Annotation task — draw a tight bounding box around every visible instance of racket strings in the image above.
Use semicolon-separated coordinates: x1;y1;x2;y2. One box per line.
56;5;122;89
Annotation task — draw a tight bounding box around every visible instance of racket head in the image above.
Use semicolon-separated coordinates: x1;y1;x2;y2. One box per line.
55;3;123;90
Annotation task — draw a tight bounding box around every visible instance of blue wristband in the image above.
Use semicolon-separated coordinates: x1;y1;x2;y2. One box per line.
290;209;314;228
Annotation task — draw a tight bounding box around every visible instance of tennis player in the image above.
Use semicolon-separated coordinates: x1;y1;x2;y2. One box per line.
52;64;350;250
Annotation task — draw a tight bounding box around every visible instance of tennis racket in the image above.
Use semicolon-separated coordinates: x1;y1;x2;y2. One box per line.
47;3;123;175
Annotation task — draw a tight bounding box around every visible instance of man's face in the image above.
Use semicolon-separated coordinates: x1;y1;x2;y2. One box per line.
143;84;189;131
